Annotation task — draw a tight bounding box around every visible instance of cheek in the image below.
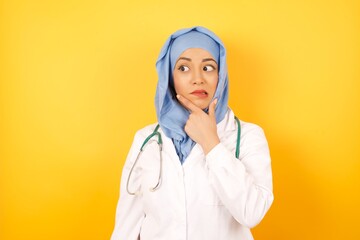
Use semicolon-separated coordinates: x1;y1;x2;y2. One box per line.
209;75;219;91
173;73;187;93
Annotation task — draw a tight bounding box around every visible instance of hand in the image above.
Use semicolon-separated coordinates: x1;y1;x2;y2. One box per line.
177;94;220;155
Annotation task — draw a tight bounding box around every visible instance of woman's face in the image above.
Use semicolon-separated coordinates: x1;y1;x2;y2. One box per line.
173;48;218;110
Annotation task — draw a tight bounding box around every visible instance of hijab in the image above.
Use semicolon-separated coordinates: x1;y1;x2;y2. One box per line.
155;26;229;163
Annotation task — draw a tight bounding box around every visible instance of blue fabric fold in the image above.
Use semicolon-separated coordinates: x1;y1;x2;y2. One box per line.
155;26;229;163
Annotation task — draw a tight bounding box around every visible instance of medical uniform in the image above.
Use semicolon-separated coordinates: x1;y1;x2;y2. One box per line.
110;109;273;240
111;26;273;239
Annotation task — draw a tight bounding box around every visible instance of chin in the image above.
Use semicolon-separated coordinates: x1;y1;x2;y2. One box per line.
195;102;209;110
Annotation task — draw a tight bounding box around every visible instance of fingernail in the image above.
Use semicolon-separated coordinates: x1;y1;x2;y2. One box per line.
214;98;218;105
176;95;180;99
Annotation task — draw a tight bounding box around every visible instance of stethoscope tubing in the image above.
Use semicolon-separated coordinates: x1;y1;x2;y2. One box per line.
126;132;163;195
126;116;240;195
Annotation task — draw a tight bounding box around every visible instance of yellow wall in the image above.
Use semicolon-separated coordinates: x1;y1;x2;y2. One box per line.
1;0;359;239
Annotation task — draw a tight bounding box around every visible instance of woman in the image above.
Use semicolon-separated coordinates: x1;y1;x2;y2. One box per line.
110;26;274;240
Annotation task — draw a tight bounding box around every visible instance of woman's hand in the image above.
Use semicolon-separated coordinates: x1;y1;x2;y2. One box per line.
177;95;220;155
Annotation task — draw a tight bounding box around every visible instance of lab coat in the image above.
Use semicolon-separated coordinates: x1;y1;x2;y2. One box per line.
111;109;273;240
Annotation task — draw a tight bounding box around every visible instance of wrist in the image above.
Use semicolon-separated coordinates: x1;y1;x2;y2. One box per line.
202;137;220;155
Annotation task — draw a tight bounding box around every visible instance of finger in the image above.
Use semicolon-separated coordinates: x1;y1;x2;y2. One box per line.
208;98;217;118
176;94;201;113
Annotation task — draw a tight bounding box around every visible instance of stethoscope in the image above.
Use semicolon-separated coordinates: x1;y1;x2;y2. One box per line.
126;116;241;195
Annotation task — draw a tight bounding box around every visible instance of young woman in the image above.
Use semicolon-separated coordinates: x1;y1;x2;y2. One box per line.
110;26;274;240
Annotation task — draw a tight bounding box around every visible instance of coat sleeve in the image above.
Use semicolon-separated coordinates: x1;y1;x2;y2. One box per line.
110;132;145;240
205;123;274;228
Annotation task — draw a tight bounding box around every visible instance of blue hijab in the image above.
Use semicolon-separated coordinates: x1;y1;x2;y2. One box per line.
155;26;229;163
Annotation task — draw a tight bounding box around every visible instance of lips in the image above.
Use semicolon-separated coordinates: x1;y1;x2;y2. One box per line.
191;89;208;98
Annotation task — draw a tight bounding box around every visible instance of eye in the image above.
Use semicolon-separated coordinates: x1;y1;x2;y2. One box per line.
178;65;190;72
203;65;216;71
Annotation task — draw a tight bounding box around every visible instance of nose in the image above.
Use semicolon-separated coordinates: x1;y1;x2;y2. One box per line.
192;70;204;85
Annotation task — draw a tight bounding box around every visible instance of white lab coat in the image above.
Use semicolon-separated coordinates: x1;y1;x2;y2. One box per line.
111;109;273;240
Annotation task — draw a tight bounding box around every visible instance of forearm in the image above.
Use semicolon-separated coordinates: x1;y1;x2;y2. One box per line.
206;142;273;228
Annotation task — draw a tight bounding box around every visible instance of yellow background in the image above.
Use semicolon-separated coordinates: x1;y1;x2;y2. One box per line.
1;0;359;239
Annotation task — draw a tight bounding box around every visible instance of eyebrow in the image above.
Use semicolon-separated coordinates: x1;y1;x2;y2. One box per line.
202;58;217;63
176;57;217;64
176;57;192;63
